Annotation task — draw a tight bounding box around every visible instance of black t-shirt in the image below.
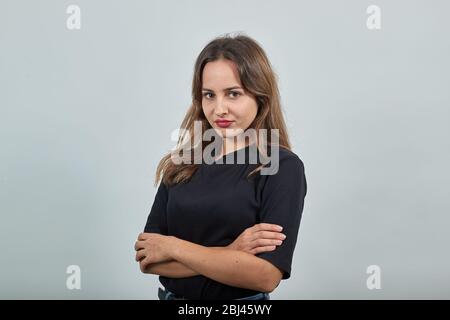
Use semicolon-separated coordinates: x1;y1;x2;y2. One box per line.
143;144;307;299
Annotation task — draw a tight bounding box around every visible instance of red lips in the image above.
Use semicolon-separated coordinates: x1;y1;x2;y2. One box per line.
215;120;234;128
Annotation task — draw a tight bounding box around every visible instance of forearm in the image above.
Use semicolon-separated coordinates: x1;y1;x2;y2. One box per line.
145;260;199;278
145;246;227;278
169;237;275;292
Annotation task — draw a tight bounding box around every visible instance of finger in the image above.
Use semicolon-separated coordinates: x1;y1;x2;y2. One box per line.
135;249;146;262
138;233;149;241
254;223;283;232
251;230;286;241
140;256;152;271
134;240;146;251
250;245;277;255
250;238;283;248
139;259;148;273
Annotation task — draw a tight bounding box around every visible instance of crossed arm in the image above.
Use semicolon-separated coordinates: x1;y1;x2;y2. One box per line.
134;224;286;293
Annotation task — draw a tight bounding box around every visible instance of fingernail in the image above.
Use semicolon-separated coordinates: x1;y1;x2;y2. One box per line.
281;234;286;239
277;225;283;231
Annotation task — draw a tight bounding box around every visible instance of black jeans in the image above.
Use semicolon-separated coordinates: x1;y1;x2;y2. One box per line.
158;287;270;300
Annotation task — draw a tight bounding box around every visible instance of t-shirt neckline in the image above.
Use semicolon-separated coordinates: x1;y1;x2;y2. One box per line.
211;143;258;165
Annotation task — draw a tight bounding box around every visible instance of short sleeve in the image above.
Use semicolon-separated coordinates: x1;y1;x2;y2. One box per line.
256;154;307;279
143;181;169;235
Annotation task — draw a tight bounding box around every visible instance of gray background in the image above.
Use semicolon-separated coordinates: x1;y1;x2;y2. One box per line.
1;0;449;299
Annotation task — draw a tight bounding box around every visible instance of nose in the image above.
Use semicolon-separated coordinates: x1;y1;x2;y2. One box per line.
214;98;228;116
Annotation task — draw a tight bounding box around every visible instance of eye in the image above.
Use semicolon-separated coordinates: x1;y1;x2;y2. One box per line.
203;92;214;99
229;91;241;98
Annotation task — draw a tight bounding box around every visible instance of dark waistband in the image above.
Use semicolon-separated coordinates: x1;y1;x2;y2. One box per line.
158;287;270;300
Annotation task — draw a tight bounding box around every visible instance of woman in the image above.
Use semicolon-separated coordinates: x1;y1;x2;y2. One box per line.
134;33;307;300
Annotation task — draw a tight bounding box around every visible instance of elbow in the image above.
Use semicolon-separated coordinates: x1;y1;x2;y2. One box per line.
257;264;283;293
260;277;281;293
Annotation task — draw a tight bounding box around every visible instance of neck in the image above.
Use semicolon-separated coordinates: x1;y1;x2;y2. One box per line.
215;136;252;160
224;138;247;153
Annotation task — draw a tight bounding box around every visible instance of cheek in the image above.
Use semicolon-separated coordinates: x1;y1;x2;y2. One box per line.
235;101;257;122
201;102;213;116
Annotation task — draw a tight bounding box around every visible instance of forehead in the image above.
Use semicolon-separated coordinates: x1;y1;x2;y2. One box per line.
202;59;242;89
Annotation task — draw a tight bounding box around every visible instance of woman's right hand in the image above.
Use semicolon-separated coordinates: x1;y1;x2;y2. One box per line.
227;223;286;255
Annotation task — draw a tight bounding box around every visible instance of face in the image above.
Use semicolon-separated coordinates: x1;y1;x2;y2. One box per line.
201;59;258;141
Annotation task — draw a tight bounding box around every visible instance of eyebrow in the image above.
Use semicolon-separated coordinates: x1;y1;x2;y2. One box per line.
202;86;243;92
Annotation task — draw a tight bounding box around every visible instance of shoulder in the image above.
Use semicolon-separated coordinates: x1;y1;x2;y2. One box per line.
278;147;304;168
256;146;307;200
260;146;305;177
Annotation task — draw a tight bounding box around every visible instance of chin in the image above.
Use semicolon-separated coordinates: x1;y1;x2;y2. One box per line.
217;128;243;138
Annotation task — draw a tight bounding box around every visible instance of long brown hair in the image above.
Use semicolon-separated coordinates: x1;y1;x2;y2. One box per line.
155;32;292;187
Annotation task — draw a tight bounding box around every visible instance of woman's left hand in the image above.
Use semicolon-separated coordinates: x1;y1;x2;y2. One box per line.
134;233;175;272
